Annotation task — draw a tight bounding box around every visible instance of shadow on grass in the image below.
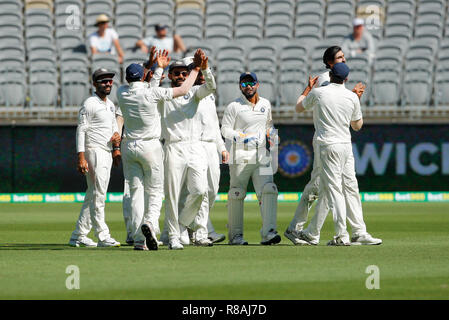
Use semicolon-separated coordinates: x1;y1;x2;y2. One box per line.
0;243;131;251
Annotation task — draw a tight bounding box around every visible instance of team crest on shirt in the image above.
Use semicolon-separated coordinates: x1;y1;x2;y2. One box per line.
278;141;312;178
110;106;114;113
183;92;191;100
260;107;265;113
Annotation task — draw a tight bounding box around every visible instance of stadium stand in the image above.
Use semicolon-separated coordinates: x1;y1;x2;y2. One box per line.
1;0;449;124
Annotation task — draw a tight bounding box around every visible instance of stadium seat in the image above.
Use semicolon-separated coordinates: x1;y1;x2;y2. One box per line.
146;0;174;13
401;73;432;107
116;21;144;38
25;8;53;25
0;33;23;47
280;42;308;63
0;0;23;12
26;33;53;47
60;67;90;107
236;0;264;14
29;67;58;107
265;22;293;39
433;73;449;106
217;79;239;107
415;21;443;43
279;68;308;106
0;75;27;107
91;54;121;76
60;52;89;68
204;28;232;46
25;21;53;35
85;0;113;17
0;22;23;34
370;74;401;106
376;39;406;57
120;34;142;52
0;45;24;58
206;0;234;13
205;11;233;24
116;0;143;13
235;22;263;45
176;0;205;11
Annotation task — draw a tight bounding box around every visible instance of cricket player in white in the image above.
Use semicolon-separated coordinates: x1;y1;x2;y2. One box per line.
285;46;381;246
116;51;202;251
178;61;229;244
161;50;216;250
69;68;121;247
221;72;281;245
295;63;382;245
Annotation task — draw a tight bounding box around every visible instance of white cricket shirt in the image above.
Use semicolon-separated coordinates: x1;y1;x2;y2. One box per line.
116;81;173;141
221;95;273;161
76;94;118;153
160;67;216;143
303;83;362;146
196;94;226;153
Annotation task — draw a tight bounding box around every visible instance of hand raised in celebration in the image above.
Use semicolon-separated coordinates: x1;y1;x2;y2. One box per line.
352;82;366;99
156;49;171;69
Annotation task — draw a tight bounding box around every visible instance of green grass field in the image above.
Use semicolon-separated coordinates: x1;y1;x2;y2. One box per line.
0;202;448;300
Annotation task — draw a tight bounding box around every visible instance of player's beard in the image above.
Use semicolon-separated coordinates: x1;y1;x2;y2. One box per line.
243;90;256;99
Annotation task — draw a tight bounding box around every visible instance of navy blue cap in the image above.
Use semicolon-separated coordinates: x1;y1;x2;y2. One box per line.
155;24;168;31
330;63;350;81
240;72;258;83
126;63;144;80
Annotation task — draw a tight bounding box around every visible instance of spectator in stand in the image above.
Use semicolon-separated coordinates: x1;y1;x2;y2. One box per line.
88;14;125;64
341;18;376;64
136;24;186;56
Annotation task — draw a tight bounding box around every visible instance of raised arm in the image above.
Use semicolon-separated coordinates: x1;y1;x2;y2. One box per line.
193;50;216;100
296;76;318;113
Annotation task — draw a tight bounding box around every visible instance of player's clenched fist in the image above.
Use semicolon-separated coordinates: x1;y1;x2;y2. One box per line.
352;82;366;99
77;153;89;174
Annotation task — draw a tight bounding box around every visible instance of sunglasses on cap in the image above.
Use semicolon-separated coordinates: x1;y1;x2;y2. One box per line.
96;79;113;84
241;81;257;88
173;70;188;77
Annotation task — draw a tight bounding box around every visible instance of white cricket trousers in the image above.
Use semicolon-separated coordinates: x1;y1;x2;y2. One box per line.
164;141;208;243
288;140;324;232
122;179;132;238
291;142;367;242
228;162;278;240
71;148;113;242
310;143;366;243
121;138;164;243
168;141;221;241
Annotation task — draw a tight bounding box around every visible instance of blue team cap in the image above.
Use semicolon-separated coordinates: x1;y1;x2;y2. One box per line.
126;63;144;80
239;72;258;83
330;62;350;81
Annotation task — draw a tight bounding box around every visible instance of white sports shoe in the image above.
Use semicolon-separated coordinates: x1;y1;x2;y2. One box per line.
229;234;248;245
141;223;158;251
261;229;281;245
208;232;226;243
179;224;190;246
194;237;213;247
327;236;351;246
284;229;311;246
133;240;148;251
169;239;184;250
157;240;164;246
68;237;97;247
97;238;121;247
351;234;382;245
